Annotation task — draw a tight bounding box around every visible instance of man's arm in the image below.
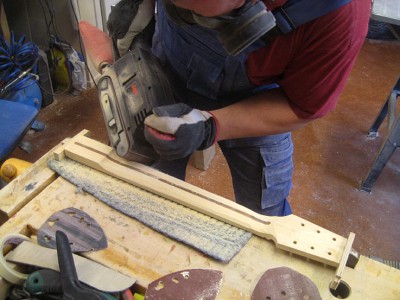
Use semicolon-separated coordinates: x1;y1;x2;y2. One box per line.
143;89;308;160
212;88;310;141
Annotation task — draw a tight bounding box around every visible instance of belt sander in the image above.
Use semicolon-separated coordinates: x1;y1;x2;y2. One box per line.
97;39;174;165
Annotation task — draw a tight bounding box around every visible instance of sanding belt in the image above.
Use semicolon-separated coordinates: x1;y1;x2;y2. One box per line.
48;158;252;263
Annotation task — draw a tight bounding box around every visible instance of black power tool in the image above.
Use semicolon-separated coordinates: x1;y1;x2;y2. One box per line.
97;40;174;165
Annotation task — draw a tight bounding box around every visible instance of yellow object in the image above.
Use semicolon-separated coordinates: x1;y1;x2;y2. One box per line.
50;47;70;90
0;158;32;182
133;293;144;300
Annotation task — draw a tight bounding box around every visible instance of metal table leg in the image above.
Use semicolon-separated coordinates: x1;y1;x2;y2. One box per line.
360;113;400;192
367;100;388;138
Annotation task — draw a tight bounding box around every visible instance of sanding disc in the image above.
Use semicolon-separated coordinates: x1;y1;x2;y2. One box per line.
37;207;108;252
145;269;223;300
251;267;322;300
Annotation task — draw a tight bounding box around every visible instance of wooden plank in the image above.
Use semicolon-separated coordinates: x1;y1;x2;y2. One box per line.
62;134;347;267
0;176;399;299
0;147;58;225
0;130;91;225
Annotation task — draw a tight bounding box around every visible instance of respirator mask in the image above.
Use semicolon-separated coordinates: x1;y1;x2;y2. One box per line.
162;0;277;56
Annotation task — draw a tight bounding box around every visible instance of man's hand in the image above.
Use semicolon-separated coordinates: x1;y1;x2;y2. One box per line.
144;103;218;160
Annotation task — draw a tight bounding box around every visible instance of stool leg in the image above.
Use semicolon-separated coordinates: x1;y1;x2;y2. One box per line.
387;90;398;129
367;100;388;138
360;114;400;192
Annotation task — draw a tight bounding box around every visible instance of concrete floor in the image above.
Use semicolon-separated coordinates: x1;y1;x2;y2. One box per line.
8;39;400;262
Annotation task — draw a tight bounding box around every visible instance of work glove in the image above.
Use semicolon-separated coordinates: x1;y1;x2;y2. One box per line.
144;103;219;160
107;0;155;58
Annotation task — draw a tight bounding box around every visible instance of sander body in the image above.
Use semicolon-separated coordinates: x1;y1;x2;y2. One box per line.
97;41;174;165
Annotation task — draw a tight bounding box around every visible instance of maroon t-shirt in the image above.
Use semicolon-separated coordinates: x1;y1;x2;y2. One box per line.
246;0;371;119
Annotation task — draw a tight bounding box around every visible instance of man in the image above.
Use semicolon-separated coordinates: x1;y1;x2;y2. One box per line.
109;0;371;216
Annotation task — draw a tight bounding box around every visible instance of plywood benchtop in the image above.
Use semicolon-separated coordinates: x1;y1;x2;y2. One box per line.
0;130;399;299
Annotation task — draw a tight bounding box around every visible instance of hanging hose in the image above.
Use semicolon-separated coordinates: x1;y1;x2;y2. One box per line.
0;32;39;97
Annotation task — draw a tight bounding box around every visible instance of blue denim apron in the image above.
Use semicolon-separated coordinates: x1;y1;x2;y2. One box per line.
151;1;293;216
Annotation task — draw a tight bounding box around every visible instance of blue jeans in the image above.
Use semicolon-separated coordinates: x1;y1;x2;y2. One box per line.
152;133;293;216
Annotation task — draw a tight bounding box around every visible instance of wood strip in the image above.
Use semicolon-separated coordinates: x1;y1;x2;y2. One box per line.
6;241;136;293
330;232;356;290
63;134;348;267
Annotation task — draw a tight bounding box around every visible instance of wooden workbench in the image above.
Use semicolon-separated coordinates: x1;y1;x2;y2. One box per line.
1;131;399;299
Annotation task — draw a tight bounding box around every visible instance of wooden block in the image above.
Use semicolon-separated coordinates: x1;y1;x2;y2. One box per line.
194;145;216;170
53;129;90;161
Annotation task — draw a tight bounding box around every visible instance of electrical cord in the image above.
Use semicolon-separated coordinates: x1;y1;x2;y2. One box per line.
36;0;98;94
0;32;39;97
37;0;72;96
0;62;39;97
0;0;100;98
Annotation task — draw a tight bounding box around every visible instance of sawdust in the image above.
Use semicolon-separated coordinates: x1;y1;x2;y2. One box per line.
48;158;252;263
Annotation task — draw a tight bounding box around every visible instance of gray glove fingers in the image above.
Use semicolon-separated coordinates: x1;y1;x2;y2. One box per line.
152;103;192;117
117;0;155;56
145;138;192;160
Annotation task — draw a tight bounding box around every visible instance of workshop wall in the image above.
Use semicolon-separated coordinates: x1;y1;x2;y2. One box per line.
3;0;79;50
